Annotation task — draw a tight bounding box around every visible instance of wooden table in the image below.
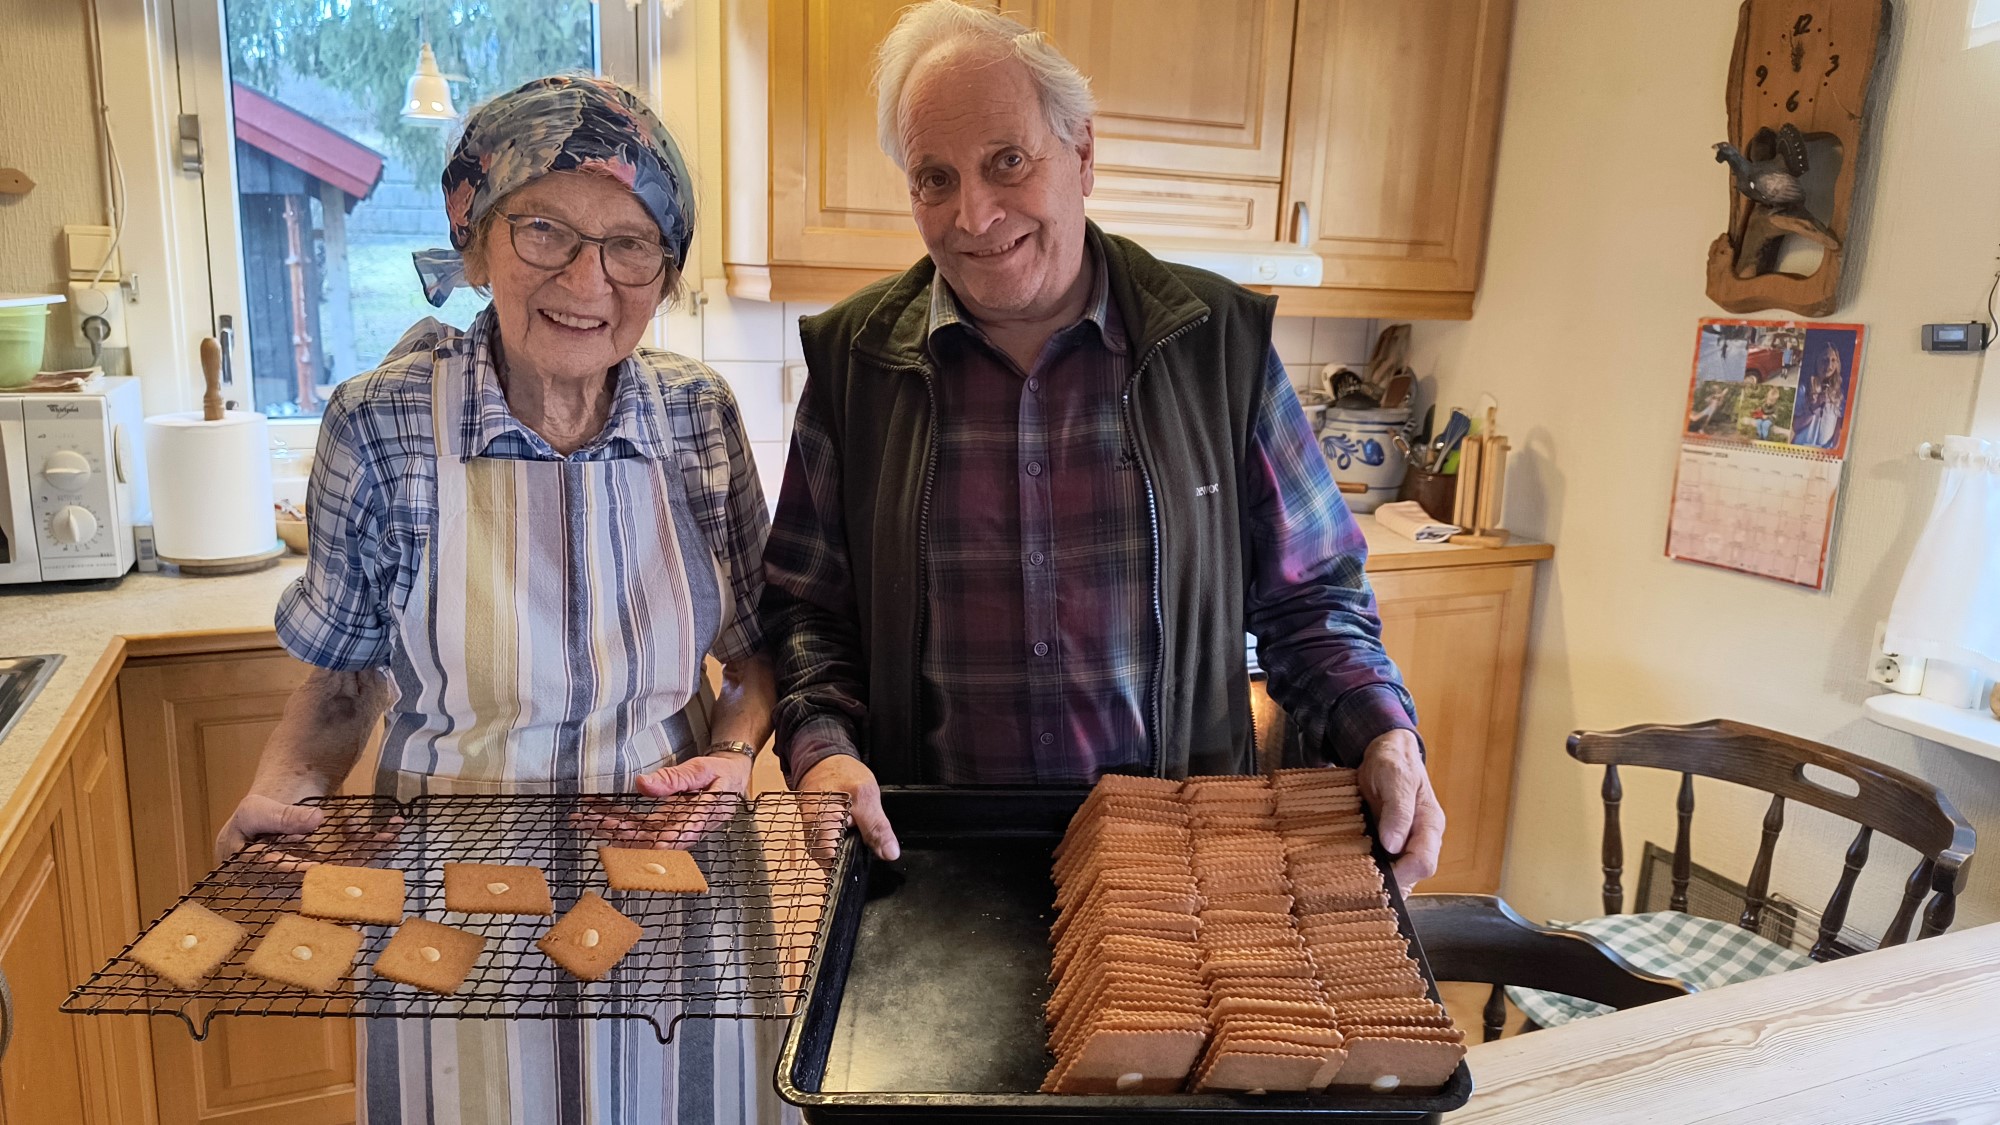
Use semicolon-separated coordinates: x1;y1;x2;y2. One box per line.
1451;922;2000;1122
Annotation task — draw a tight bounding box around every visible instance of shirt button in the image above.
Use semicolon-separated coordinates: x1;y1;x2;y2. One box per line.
1029;550;1046;566
1025;461;1043;476
1039;732;1055;746
1028;378;1041;393
1032;641;1050;657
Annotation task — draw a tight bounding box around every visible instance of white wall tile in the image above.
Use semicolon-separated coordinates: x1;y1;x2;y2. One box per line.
1312;318;1375;366
699;282;786;362
707;360;787;443
1287;363;1325;393
1270;317;1316;365
654;302;704;361
750;440;787;512
782;301;832;362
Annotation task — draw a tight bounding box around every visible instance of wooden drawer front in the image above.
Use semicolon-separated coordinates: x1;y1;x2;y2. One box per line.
1088;171;1281;242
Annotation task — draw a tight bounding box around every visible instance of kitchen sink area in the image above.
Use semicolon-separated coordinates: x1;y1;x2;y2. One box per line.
0;655;61;746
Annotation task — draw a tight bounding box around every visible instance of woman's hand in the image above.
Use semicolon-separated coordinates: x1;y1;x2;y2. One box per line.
570;752;755;848
215;793;327;865
635;751;753;798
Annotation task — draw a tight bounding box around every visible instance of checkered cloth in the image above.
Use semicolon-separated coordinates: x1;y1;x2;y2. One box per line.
1507;910;1813;1028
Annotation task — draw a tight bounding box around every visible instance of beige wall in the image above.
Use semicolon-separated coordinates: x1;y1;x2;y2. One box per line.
1412;0;2000;935
0;0;109;371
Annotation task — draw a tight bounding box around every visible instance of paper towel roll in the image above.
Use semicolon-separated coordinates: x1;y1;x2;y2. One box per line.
145;409;280;562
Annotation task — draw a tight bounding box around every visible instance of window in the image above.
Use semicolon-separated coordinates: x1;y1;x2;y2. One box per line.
175;0;643;418
1973;0;2000;48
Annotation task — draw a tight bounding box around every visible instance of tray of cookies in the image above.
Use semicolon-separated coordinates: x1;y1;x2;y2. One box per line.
778;774;1470;1123
64;791;852;1043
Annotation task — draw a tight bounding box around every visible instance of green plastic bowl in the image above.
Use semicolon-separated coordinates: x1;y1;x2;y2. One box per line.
0;301;55;388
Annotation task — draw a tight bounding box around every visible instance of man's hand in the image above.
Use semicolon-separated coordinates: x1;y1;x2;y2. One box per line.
797;754;900;861
1357;729;1445;890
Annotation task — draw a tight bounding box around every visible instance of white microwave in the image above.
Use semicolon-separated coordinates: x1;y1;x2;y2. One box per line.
0;378;148;584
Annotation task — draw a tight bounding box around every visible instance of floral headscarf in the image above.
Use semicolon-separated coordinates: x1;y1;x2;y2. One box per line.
412;75;695;307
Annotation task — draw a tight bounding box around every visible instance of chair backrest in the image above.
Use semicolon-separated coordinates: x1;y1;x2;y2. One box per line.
1407;893;1693;1040
1569;719;1977;960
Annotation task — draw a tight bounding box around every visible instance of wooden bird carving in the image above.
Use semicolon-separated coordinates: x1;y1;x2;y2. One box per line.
1713;123;1810;208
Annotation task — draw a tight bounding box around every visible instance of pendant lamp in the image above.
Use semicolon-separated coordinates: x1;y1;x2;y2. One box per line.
402;42;458;125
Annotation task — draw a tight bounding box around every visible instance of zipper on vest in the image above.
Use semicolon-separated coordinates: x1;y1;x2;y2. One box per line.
1123;314;1209;778
910;362;942;784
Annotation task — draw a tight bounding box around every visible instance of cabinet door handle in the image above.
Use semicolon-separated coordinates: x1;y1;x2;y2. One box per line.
0;965;13;1063
1290;201;1312;247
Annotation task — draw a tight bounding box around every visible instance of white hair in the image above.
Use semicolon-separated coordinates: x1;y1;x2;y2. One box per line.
873;1;1096;170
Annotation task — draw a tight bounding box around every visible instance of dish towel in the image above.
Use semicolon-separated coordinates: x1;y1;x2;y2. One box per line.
1374;500;1460;543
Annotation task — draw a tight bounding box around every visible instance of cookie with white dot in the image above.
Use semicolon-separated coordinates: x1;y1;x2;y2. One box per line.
598;847;708;893
243;913;362;992
442;862;554;915
300;863;406;926
537;891;643;981
374;918;486;994
129;901;248;989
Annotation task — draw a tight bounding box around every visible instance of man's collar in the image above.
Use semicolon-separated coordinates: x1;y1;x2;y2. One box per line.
924;235;1123;354
457;307;669;461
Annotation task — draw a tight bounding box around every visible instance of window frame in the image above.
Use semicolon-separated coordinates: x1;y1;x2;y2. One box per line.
165;0;654;444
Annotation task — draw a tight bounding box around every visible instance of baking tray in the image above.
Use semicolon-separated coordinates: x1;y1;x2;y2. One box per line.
778;788;1472;1123
64;791;851;1042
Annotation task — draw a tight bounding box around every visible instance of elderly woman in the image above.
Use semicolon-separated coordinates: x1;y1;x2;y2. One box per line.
216;76;785;1124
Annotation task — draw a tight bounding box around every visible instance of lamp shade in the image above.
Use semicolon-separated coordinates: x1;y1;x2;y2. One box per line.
1884;436;2000;681
402;43;458;125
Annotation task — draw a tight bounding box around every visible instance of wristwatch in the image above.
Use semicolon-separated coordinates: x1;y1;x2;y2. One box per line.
705;739;758;760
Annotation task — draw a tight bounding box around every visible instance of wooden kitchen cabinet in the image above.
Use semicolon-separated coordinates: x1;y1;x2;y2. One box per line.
744;0;1299;299
726;0;1511;316
120;649;373;1125
0;688;155;1125
1275;0;1514;318
1370;558;1536;893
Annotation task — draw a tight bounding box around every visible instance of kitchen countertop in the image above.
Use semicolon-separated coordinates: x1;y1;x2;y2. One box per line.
1358;514;1551;571
0;514;1549;839
0;559;306;830
1453;921;2000;1123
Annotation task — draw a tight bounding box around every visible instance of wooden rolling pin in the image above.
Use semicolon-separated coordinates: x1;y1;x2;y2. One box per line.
200;337;225;422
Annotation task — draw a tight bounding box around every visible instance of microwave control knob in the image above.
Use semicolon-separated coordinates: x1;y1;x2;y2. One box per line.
40;446;94;490
49;505;98;546
40;450;93;492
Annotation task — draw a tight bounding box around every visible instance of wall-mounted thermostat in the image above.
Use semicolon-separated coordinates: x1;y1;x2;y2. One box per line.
1921;322;1989;352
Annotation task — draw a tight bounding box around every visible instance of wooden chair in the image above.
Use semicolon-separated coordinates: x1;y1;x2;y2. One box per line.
1407;894;1693;1041
1574;719;1976;959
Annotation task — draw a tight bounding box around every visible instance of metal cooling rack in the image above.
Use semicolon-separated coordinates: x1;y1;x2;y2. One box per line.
64;791;853;1043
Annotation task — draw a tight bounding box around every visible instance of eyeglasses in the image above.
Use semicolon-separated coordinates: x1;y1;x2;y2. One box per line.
497;213;670;287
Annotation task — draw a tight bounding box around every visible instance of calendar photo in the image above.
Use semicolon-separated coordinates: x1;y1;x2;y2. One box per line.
1669;319;1865;590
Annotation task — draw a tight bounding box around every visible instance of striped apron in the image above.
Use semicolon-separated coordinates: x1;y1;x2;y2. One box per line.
357;355;794;1125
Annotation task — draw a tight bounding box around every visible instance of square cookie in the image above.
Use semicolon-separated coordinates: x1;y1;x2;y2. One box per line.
374;918;486;995
244;913;362;992
443;863;554;915
129;901;248;990
599;847;708;893
301;864;406;926
538;891;645;981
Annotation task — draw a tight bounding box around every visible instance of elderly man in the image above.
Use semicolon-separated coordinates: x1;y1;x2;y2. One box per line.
762;0;1445;886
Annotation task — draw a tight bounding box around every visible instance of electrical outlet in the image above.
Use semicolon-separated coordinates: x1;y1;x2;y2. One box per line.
1867;621;1925;694
67;281;127;351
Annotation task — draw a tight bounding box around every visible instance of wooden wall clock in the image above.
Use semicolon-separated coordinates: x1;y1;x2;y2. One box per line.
1706;0;1891;317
